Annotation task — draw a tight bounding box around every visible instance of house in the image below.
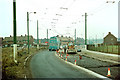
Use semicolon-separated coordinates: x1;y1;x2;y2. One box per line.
57;35;74;46
103;32;117;45
34;38;49;46
0;37;3;47
39;38;48;43
76;37;85;45
2;35;34;47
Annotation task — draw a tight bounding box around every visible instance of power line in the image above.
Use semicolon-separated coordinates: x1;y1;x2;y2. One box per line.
88;1;116;15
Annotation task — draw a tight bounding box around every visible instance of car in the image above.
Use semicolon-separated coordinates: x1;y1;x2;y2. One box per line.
77;49;81;52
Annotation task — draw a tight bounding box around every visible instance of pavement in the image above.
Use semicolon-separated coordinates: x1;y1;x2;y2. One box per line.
81;49;120;64
30;50;102;79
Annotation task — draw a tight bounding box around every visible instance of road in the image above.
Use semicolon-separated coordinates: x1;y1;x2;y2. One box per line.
58;51;120;79
30;50;99;79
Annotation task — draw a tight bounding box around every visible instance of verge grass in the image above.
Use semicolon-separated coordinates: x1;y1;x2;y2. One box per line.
2;47;39;79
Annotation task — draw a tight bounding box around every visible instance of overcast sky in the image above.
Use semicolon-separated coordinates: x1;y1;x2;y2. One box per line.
0;0;119;39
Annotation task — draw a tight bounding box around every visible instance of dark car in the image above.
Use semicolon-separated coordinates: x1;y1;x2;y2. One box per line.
77;49;81;52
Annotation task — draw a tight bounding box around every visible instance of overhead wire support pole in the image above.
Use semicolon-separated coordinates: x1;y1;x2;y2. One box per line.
13;0;17;44
85;13;87;46
118;1;120;54
75;29;76;45
37;20;39;49
13;0;17;63
47;29;48;46
27;12;30;54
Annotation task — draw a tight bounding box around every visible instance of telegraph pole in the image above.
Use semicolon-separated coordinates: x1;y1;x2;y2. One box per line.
37;20;39;49
27;12;30;54
85;13;87;45
47;29;48;46
83;13;88;49
118;1;120;54
75;29;76;45
13;0;17;63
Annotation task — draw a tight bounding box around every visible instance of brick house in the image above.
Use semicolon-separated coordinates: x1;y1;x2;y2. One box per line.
34;38;49;46
0;37;3;47
57;35;74;46
103;32;117;45
2;35;34;47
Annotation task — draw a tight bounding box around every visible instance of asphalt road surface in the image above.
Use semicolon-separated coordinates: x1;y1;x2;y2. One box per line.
30;50;100;79
58;52;120;79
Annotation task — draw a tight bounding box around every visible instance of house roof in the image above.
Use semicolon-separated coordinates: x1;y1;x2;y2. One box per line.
58;36;74;42
3;35;33;42
0;37;3;40
104;32;117;39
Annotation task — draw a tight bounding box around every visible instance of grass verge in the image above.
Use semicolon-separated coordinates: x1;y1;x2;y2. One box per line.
2;47;42;79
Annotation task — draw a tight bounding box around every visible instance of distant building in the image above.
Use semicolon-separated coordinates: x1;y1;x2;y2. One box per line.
57;35;74;46
88;39;103;45
34;38;49;46
0;37;3;47
39;38;48;43
76;37;85;45
2;35;34;47
118;38;120;41
103;32;117;45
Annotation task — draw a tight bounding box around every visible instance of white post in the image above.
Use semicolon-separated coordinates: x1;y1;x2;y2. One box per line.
13;44;17;63
37;44;39;49
85;45;87;50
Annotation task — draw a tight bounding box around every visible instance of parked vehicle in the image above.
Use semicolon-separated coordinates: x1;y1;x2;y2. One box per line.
77;49;81;52
75;45;81;52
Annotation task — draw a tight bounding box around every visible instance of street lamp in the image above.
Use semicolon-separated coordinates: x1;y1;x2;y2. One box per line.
47;29;52;47
106;1;115;3
27;11;36;54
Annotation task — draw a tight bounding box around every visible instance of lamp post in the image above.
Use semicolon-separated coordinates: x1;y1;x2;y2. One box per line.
47;29;48;46
37;20;39;49
13;0;17;63
47;29;52;47
27;12;36;54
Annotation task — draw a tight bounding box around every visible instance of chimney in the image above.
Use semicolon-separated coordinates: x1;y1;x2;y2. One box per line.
56;35;59;37
109;32;111;34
